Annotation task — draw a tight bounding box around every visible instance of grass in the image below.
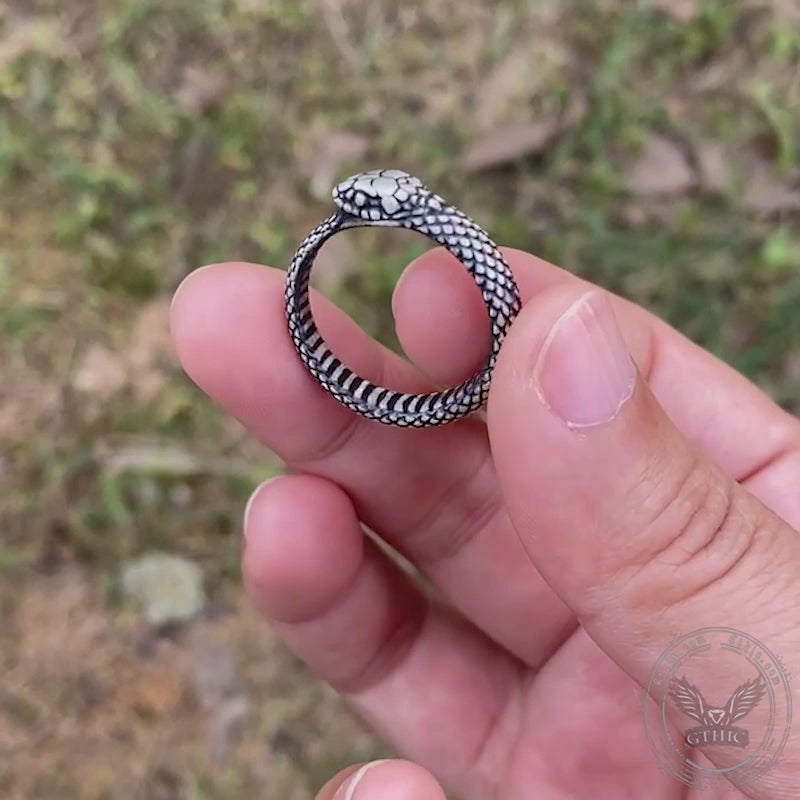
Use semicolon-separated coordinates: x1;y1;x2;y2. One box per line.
1;0;798;796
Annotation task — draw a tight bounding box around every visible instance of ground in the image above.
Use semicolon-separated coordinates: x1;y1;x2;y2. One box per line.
1;0;799;797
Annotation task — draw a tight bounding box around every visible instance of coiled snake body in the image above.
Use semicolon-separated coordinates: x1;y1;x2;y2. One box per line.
284;169;522;427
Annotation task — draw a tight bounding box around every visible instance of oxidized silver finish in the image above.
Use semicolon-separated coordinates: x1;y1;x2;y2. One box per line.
284;169;522;427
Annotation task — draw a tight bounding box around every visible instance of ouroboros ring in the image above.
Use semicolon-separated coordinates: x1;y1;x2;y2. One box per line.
284;169;522;427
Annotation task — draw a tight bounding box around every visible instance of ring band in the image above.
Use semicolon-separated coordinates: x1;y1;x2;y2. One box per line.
284;169;522;427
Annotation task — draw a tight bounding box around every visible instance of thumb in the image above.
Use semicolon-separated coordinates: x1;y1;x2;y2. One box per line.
488;287;798;789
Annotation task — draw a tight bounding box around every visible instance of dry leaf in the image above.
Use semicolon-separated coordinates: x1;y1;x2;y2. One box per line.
619;203;650;229
127;298;171;402
0;375;60;442
665;95;691;124
133;663;186;718
697;146;800;211
472;49;534;133
563;93;588;129
297;128;370;202
741;162;800;214
72;300;171;404
0;17;64;69
650;0;701;22
462;93;586;173
461;119;562;173
175;133;225;213
174;64;229;114
696;142;731;192
472;30;572;132
129;299;171;368
73;344;127;401
625;134;696;197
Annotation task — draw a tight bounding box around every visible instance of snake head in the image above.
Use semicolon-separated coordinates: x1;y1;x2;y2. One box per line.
333;169;425;222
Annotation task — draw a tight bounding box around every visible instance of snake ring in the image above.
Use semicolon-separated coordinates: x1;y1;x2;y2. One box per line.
284;169;522;427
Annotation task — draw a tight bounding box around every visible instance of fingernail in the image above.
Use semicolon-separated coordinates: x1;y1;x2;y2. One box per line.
243;477;283;540
333;761;387;800
534;291;636;429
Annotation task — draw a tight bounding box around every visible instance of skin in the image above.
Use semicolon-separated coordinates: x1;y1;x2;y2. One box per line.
170;247;800;800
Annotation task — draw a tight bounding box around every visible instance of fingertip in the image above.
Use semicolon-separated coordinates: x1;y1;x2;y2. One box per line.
242;475;284;536
331;759;447;800
315;764;365;800
241;474;365;623
170;262;227;317
170;262;258;332
392;248;491;382
391;248;476;316
169;262;281;379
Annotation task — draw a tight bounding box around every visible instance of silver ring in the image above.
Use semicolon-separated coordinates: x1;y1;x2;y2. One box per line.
284;169;522;427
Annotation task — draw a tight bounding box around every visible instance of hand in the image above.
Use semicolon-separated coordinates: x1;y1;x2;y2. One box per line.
170;248;800;799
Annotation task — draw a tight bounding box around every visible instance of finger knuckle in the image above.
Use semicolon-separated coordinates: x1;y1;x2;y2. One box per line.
621;459;777;612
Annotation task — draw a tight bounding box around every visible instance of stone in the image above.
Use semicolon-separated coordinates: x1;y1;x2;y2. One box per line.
121;552;205;627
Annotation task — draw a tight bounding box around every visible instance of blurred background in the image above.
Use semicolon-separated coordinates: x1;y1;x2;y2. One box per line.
1;0;799;797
